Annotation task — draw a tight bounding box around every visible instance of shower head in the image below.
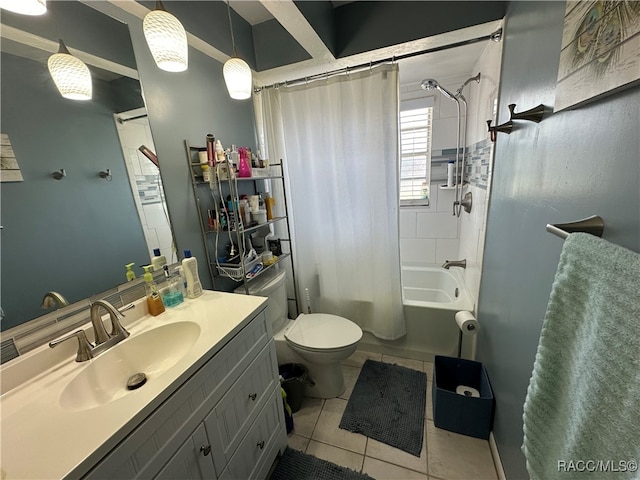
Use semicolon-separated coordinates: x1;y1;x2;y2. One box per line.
420;78;456;100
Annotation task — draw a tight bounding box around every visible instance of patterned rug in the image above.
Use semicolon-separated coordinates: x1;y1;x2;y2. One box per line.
270;447;375;480
339;359;427;456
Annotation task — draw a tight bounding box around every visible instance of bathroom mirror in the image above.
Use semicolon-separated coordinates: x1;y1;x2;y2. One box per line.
0;2;175;331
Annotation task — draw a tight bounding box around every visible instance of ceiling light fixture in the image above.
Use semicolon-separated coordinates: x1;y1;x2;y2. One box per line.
0;0;46;15
47;40;92;101
223;0;252;100
143;0;188;73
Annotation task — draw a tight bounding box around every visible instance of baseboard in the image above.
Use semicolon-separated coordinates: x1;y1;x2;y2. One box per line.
489;432;507;480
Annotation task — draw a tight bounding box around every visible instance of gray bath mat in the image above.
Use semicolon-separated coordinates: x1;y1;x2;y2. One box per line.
339;359;427;456
270;447;375;480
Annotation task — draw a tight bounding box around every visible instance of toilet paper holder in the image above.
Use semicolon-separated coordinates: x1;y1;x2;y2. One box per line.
455;311;479;358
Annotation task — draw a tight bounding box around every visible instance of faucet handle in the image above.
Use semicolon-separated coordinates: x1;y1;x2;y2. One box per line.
49;330;94;362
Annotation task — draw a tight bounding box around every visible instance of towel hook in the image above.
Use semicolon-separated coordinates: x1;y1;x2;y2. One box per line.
546;215;604;240
508;103;546;123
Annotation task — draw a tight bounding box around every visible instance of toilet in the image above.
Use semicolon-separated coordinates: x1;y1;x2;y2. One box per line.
236;269;362;398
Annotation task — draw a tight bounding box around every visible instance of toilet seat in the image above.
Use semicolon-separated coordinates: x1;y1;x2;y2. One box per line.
284;313;362;351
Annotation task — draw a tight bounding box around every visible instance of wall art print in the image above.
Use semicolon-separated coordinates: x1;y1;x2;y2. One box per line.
1;133;24;182
555;1;640;112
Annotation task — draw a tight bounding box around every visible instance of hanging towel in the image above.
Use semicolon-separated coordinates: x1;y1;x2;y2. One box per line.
522;233;640;480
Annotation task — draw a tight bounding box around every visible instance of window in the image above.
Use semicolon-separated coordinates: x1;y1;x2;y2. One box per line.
399;100;433;206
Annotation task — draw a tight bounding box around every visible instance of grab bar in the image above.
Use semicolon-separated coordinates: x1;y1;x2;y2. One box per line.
546;215;604;240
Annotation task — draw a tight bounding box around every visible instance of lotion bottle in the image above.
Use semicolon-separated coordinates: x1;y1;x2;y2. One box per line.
143;265;165;316
182;250;203;298
151;248;167;271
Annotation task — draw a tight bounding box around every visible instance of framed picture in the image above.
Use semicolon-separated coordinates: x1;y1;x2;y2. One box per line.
555;1;640;112
1;133;24;182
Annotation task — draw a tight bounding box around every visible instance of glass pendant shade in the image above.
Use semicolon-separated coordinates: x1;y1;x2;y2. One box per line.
0;0;46;15
143;9;188;72
47;40;92;101
223;57;252;100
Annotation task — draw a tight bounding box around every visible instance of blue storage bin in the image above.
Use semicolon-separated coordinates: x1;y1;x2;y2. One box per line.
432;355;494;439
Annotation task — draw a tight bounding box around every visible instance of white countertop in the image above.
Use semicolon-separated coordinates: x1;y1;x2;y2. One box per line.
0;291;267;480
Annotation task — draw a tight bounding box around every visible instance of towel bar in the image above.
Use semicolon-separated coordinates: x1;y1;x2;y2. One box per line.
546;215;604;240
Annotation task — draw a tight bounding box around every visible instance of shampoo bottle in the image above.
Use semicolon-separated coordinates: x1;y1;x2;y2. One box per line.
125;262;136;281
182;250;203;299
143;265;165;316
151;248;167;271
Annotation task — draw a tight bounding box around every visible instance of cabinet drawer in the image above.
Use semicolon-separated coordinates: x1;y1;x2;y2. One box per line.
219;386;285;480
206;340;278;474
84;310;269;480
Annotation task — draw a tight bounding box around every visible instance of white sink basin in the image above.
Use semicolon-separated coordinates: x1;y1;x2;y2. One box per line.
59;321;200;411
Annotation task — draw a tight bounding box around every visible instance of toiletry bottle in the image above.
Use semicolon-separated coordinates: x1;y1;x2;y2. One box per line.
447;161;455;187
151;248;167;271
206;134;216;167
238;147;252;178
265;194;275;220
176;265;188;299
142;265;165;316
182;250;203;298
125;262;136;281
160;265;183;307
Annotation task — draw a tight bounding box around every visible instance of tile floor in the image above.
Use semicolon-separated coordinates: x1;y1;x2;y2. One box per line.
284;350;499;480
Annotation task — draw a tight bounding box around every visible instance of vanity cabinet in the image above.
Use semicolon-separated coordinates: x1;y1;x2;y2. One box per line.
83;308;287;480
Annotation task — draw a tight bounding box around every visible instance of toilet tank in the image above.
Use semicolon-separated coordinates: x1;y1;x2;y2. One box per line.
234;269;288;333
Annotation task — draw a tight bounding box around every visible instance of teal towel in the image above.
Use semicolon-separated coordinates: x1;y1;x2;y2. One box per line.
522;233;640;480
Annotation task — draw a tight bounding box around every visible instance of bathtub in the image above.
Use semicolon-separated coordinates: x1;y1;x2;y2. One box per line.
358;264;476;361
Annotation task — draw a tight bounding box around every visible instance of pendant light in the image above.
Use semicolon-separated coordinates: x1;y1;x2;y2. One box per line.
47;39;92;101
143;0;188;73
223;0;252;100
0;0;46;15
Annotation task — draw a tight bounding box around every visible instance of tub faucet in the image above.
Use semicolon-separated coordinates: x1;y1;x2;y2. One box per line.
442;259;467;269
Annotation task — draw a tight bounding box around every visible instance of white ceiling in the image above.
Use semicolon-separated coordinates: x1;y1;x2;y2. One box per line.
231;0;354;26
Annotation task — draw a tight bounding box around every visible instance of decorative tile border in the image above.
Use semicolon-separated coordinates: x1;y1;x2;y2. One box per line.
430;139;493;189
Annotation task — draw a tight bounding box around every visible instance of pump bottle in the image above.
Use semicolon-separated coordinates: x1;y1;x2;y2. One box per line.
143;265;165;316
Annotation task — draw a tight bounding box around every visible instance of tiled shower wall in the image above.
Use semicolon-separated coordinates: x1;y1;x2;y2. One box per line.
399;37;502;309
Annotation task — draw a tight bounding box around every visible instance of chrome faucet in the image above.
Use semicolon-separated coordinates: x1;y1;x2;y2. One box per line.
40;291;69;309
49;301;134;362
90;300;130;345
442;259;467;269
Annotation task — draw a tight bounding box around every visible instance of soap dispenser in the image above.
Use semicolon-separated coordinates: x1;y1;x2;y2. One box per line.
143;265;165;316
125;263;136;281
160;265;184;307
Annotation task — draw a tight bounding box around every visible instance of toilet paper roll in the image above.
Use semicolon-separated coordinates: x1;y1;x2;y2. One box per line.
455;310;480;335
456;385;480;397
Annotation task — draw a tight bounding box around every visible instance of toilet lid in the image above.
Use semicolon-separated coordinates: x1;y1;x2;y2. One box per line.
285;314;362;350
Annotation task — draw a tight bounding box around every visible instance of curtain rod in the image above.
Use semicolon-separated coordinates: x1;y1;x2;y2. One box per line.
255;28;502;92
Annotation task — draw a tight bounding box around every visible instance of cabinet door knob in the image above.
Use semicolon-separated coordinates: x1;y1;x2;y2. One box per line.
248;393;257;401
200;444;211;456
256;441;265;450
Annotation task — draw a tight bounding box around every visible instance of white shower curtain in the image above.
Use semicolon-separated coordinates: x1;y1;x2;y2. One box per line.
254;64;405;340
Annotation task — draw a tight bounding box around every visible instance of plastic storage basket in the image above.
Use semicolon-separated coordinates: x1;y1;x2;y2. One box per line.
217;252;261;281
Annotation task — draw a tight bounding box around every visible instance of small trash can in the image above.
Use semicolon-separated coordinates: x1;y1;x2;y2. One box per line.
432;355;494;439
278;363;309;413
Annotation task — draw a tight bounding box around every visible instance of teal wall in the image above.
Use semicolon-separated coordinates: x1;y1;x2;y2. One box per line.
0;52;148;330
119;9;258;291
477;2;640;478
